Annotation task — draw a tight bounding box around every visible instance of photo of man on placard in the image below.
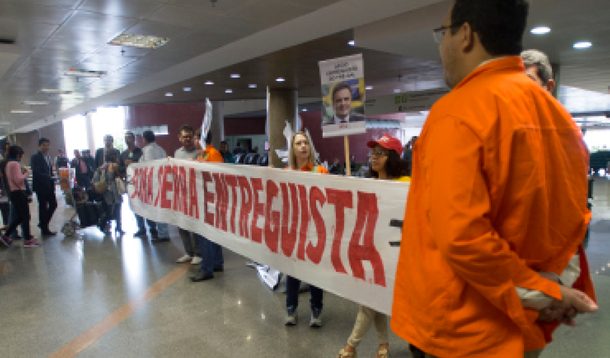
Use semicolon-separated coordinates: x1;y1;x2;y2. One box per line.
323;81;366;125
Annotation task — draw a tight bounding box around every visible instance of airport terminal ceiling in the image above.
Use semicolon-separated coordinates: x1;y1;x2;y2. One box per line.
0;0;609;134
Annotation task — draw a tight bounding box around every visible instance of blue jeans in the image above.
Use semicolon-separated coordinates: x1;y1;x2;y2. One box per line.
197;235;224;275
286;276;323;311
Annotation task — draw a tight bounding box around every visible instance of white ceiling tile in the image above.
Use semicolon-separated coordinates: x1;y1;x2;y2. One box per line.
80;0;164;18
147;4;222;31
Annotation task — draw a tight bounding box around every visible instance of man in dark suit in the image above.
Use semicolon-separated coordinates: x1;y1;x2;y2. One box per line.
95;134;120;170
31;137;57;236
322;82;366;125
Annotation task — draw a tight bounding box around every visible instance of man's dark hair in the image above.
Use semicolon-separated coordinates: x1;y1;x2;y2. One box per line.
125;131;135;138
368;150;408;179
58;149;64;152
220;141;228;146
105;150;118;163
8;145;24;159
39;138;50;146
179;125;194;135
236;142;241;147
142;130;155;143
332;82;353;101
205;132;212;145
194;128;201;139
451;0;529;56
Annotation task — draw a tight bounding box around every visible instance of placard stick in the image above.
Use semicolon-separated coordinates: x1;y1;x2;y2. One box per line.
344;135;351;176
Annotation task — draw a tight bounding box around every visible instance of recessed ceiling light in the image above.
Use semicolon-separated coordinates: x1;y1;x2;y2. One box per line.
40;89;73;94
248;84;257;88
65;69;107;77
230;74;240;79
302;108;308;112
573;41;592;49
225;89;233;93
23;101;50;105
393;89;401;93
165;92;173;97
205;81;214;85
11;110;33;114
276;77;285;82
530;26;551;35
365;86;373;90
183;87;192;92
348;40;355;46
109;34;170;49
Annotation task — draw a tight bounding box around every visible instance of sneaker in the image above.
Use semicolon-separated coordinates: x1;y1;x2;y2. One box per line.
285;307;298;326
0;235;12;248
191;256;202;265
309;308;322;327
24;239;41;248
176;254;192;263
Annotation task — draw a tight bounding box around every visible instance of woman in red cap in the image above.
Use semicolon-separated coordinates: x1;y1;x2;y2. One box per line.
337;134;409;358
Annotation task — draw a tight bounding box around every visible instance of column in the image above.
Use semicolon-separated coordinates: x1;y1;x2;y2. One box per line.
85;112;96;152
267;89;298;168
210;101;224;148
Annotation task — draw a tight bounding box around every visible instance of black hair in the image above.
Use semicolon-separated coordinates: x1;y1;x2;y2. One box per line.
105;150;118;163
39;138;50;146
368;150;408;179
205;132;212;145
332;82;352;101
8;145;24;159
220;141;228;146
142;130;155;143
125;131;135;138
179;125;194;135
451;0;529;56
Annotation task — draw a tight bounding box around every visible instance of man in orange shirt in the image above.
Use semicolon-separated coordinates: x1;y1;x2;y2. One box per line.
391;1;598;358
191;132;224;282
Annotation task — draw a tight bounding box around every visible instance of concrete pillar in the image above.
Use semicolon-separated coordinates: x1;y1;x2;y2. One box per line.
267;89;298;168
85;112;96;152
210;101;224;148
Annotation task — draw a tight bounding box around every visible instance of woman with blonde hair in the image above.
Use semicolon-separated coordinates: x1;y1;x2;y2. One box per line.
337;134;409;358
283;131;328;327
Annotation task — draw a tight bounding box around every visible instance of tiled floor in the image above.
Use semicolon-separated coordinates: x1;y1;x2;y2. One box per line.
1;179;609;358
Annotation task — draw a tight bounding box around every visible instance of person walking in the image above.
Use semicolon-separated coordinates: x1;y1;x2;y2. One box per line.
118;132;147;236
1;146;40;248
31;138;57;236
93;151;123;235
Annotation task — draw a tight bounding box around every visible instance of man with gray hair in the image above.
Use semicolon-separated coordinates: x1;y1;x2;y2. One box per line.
521;49;556;93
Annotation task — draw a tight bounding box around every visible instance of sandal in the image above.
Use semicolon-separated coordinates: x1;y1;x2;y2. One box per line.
337;348;357;358
375;348;389;358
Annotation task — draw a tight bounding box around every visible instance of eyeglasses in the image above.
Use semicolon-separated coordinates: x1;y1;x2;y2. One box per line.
432;23;463;43
369;150;389;157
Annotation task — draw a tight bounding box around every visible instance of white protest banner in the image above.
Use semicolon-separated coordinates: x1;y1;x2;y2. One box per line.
127;159;409;315
319;54;367;138
365;88;450;116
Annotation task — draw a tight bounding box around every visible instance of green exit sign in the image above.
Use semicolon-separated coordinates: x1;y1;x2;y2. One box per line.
394;94;408;104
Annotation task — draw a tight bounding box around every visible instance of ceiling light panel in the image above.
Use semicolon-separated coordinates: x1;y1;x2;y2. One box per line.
109;34;170;49
40;89;73;94
65;69;107;77
23;101;50;105
11;110;34;114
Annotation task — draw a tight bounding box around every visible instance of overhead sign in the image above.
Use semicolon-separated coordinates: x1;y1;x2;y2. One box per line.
365;88;450;116
127;159;409;315
319;54;367;138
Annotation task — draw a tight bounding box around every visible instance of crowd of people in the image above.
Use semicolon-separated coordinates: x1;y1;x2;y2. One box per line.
0;1;600;357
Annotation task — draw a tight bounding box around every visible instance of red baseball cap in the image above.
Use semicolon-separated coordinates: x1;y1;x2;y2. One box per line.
367;134;404;154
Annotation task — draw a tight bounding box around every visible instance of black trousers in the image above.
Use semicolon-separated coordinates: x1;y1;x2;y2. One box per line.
286;275;323;310
5;191;31;239
36;190;57;231
0;201;9;225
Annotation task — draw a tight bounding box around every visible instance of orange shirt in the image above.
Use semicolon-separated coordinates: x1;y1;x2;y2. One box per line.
197;144;223;163
391;57;595;357
284;163;329;174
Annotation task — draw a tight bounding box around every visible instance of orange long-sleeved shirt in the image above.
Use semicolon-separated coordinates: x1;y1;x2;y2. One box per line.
391;57;595;357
